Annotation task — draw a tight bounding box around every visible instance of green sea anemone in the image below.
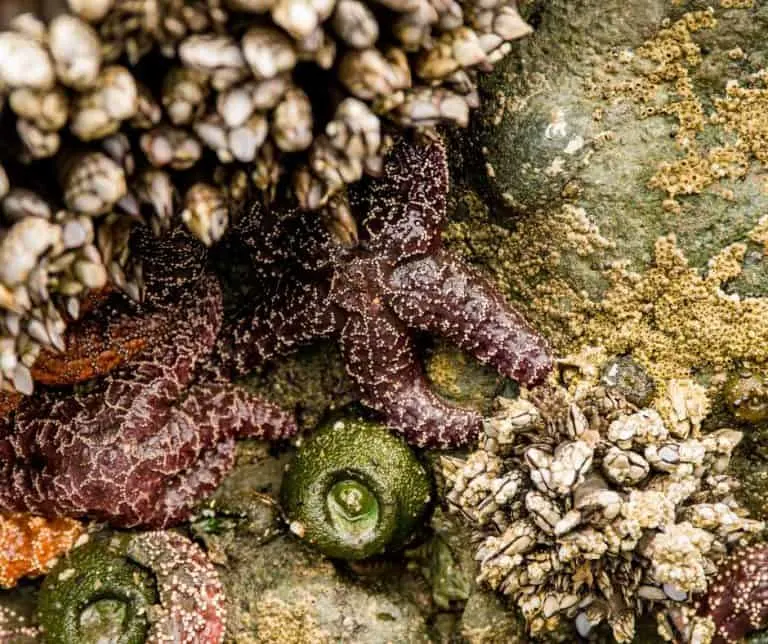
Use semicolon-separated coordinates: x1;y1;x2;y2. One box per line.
37;530;226;643
724;371;768;424
281;417;432;560
37;536;155;644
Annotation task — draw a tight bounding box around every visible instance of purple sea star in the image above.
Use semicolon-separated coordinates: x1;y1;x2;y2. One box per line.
697;543;768;643
0;228;297;528
224;138;553;447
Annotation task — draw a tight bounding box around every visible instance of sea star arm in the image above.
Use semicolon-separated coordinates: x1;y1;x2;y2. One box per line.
31;295;171;385
0;415;32;513
340;306;481;448
1;381;296;527
0;276;223;522
180;382;298;442
216;275;341;377
386;249;553;386
138;382;297;527
355;138;448;259
699;544;768;643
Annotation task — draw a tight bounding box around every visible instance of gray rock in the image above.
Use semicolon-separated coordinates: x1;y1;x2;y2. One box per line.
470;0;768;295
220;535;432;643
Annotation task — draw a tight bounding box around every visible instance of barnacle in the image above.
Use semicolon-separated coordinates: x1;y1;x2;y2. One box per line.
441;372;764;642
0;207;112;394
0;0;532;227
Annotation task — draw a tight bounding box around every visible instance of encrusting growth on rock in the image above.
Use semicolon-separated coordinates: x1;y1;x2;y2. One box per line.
595;9;768;209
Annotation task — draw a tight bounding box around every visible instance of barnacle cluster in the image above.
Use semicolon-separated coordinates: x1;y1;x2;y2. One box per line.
0;0;530;394
440;377;764;642
0;197;121;394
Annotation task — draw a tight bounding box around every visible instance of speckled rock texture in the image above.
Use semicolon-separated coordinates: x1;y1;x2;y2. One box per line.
455;0;768;300
445;0;768;422
472;0;768;272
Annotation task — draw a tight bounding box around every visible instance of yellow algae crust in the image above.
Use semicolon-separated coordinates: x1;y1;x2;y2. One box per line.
448;4;768;390
445;196;609;346
582;234;768;383
595;9;768;206
447;194;768;393
250;595;332;644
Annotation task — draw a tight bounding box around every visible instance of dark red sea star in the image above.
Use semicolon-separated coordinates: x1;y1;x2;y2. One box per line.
697;544;768;643
223;138;553;447
0;228;297;528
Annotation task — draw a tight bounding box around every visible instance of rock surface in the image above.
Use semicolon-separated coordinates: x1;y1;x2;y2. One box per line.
3;1;768;642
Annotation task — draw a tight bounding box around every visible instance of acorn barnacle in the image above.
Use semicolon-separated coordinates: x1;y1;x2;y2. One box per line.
442;379;764;642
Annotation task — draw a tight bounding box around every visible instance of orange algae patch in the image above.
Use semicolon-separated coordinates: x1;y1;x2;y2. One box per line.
0;392;21;418
32;324;148;385
31;288;153;386
0;513;84;588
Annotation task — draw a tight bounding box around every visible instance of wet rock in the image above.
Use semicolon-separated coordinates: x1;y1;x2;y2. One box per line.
734;453;768;522
425;341;510;414
468;0;768;298
243;342;355;431
191;444;290;562
458;590;528;644
221;536;431;643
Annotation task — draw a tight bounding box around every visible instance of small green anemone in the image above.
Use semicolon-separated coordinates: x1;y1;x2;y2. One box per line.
280;417;432;560
724;371;768;424
37;536;156;644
